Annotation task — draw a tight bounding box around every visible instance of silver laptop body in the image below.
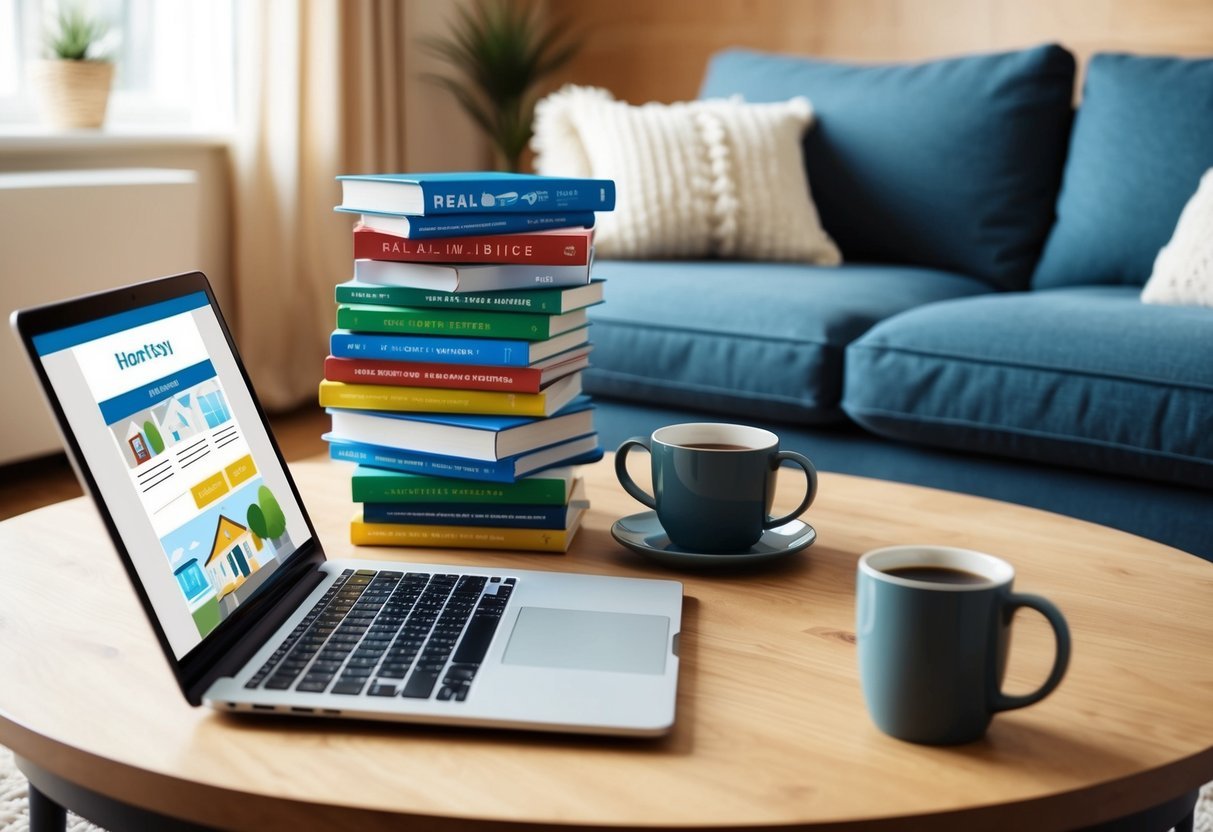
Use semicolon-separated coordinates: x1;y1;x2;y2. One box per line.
12;272;681;737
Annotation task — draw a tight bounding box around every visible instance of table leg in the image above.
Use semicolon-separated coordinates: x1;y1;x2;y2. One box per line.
28;781;67;832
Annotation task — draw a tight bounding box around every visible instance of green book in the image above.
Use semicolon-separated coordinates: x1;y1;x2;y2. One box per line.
351;465;576;505
336;303;589;341
335;279;605;315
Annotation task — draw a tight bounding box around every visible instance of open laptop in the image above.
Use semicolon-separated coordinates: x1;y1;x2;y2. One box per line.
11;271;681;736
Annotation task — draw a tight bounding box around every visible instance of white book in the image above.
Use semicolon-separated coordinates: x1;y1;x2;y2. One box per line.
353;254;594;294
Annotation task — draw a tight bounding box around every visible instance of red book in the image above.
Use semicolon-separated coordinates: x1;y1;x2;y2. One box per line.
353;226;593;266
323;348;591;394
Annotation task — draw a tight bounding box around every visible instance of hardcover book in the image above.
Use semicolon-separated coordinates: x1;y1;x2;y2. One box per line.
353;256;592;294
334;279;605;316
317;372;583;417
323;347;591;394
335;303;589;341
350;506;586;552
337;172;616;216
361;481;589;530
350;465;577;505
329;326;591;367
326;396;595;461
336;209;596;240
352;227;593;265
327;433;603;483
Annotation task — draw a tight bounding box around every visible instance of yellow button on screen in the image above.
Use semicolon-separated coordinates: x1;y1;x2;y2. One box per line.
191;472;229;509
225;454;257;488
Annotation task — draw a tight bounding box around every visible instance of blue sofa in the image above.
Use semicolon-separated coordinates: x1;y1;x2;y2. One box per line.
583;45;1213;561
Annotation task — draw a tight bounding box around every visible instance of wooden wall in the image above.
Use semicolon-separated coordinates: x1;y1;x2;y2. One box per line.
544;0;1213;103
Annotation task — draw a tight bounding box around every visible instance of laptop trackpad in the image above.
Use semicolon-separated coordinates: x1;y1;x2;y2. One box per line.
501;607;669;674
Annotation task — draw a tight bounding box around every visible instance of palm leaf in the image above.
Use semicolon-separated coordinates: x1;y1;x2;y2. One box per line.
419;0;583;171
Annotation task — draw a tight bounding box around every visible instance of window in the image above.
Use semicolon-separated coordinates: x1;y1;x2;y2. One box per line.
0;0;235;130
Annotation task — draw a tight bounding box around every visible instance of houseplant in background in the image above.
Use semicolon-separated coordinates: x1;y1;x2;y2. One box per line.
422;0;580;172
30;4;117;129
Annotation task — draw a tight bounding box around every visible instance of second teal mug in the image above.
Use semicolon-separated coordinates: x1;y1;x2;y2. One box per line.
615;423;817;553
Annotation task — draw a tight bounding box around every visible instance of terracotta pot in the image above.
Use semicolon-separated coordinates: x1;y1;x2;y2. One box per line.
29;59;115;129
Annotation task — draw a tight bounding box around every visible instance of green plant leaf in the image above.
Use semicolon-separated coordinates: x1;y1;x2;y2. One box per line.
419;0;582;171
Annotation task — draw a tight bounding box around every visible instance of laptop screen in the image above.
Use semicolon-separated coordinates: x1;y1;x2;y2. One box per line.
32;290;312;658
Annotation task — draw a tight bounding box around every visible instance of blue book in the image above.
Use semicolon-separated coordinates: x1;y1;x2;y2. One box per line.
326;432;603;483
362;482;588;529
335;208;597;240
326;397;595;461
336;172;616;216
329;326;590;367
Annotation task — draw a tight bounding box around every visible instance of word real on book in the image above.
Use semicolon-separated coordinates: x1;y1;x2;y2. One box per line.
337;172;617;217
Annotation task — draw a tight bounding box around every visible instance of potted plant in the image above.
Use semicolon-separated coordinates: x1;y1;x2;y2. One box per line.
423;0;581;172
30;5;117;129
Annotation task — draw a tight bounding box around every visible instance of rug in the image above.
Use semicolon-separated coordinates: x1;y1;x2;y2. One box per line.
0;742;1210;830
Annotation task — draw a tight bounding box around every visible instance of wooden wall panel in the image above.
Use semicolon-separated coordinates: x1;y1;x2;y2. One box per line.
544;0;1213;104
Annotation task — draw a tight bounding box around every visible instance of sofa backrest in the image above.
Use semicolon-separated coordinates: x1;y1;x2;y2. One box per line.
1031;52;1213;289
699;45;1075;292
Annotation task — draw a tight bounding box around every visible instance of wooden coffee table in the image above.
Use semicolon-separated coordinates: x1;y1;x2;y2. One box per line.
1;454;1211;831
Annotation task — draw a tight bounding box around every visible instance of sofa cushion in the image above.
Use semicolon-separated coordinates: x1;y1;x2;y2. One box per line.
699;45;1075;292
585;260;991;424
1032;53;1213;289
842;287;1213;488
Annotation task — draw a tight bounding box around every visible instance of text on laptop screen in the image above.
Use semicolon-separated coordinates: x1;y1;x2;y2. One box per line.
33;292;311;658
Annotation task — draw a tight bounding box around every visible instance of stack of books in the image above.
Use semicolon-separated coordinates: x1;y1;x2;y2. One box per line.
323;172;616;553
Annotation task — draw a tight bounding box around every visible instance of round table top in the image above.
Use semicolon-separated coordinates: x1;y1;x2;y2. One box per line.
1;455;1211;832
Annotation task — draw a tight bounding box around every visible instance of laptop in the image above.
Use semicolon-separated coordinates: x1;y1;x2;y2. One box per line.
11;271;682;736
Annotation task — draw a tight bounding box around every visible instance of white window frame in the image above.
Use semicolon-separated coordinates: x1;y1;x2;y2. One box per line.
0;0;236;133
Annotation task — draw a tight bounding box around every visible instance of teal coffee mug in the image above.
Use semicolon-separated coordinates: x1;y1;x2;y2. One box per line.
615;423;817;553
856;545;1071;745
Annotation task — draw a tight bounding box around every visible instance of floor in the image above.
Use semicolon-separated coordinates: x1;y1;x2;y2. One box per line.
0;405;329;522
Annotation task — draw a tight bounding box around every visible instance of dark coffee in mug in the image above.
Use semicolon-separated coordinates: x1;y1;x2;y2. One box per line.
615;423;818;553
883;566;988;585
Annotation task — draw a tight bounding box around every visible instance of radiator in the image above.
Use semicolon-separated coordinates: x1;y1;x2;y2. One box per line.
0;168;201;464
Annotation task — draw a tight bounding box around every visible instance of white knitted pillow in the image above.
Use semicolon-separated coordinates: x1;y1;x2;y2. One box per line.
531;85;840;264
1142;169;1213;308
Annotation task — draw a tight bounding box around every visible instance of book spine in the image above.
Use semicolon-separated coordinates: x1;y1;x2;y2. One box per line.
325;356;544;393
330;331;532;367
420;180;615;215
353;228;590;265
319;380;549;416
337;305;553;341
351;518;571;552
393;212;596;239
330;441;516;482
361;503;569;529
335;283;569;314
352;476;568;505
354;259;590;293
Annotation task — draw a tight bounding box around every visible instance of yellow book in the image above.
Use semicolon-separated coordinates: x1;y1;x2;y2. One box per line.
318;373;581;417
350;508;584;553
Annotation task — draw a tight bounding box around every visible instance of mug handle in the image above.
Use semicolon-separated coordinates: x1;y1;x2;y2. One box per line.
764;451;818;528
615;437;656;510
991;594;1071;712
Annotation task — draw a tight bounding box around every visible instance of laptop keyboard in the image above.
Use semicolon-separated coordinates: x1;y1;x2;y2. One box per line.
244;569;514;702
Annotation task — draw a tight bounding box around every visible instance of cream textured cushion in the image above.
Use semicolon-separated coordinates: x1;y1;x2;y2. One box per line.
1142;169;1213;308
531;85;840;264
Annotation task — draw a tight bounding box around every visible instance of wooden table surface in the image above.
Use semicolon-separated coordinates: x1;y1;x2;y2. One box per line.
1;454;1211;832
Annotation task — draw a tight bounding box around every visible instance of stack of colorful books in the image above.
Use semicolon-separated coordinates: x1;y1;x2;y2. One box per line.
323;172;616;553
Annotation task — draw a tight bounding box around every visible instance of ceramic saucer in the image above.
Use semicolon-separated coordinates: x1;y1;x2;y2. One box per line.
610;511;817;569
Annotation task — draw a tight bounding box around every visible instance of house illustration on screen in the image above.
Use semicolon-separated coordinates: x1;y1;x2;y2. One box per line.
159;381;233;445
204;515;261;599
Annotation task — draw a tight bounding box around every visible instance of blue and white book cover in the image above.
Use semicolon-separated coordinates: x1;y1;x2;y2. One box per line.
325;432;603;483
337;172;617;216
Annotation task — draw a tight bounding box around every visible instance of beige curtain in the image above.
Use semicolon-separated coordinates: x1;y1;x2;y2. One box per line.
230;0;452;411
